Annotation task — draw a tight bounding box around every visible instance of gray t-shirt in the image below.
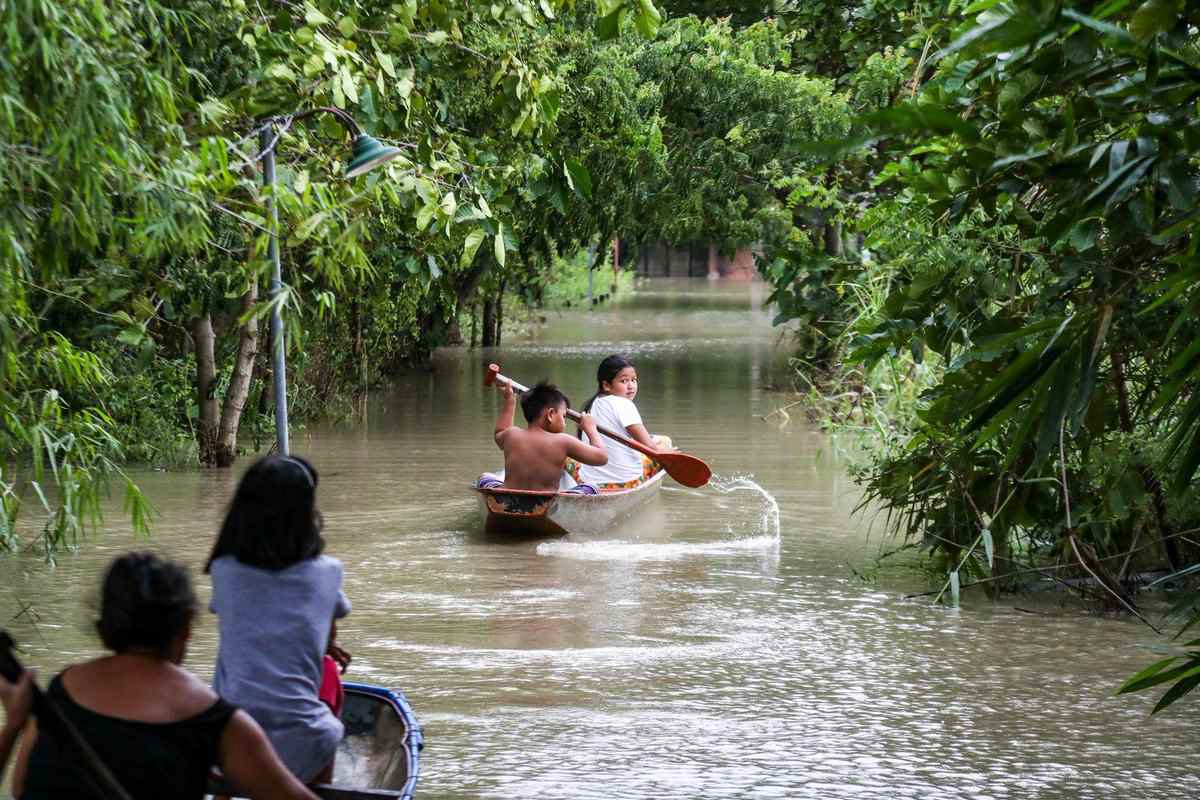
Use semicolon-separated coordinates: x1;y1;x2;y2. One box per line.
210;554;351;782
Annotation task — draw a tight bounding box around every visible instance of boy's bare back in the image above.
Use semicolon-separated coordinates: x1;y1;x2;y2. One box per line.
497;428;583;491
493;380;607;492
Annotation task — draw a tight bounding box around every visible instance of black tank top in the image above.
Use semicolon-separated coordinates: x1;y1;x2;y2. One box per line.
20;672;238;799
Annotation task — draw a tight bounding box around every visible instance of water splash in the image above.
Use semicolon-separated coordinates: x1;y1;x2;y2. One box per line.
537;536;779;562
537;473;781;562
705;472;781;542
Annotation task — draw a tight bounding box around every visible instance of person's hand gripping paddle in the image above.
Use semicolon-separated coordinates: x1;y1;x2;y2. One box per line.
485;364;712;488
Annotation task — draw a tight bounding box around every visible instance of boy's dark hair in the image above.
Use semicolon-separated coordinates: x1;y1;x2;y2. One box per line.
96;551;196;657
204;455;324;573
521;381;570;423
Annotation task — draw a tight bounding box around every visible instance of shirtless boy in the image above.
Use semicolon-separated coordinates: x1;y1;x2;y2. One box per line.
491;380;607;491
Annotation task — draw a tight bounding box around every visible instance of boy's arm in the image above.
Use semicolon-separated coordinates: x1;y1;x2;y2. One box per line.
565;413;608;467
493;381;516;448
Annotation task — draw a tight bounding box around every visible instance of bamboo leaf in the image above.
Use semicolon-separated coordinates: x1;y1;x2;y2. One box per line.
1152;667;1200;713
1062;8;1134;41
1085;156;1150;206
1117;656;1185;694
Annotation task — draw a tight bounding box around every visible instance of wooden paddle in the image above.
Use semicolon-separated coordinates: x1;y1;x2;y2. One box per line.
484;363;712;488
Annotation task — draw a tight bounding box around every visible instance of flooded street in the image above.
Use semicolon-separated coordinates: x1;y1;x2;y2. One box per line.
2;278;1195;799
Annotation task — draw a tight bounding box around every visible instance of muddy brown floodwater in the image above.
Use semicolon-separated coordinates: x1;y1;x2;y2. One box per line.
1;278;1195;799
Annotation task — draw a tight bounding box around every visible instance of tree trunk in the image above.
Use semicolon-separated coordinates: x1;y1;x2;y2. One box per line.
446;316;463;345
256;321;274;417
351;296;364;361
482;297;497;347
495;280;506;348
350;291;368;414
707;243;719;278
214;282;259;467
612;237;620;294
824;221;844;257
192;315;220;466
989;526;1017;597
352;292;366;380
470;303;479;349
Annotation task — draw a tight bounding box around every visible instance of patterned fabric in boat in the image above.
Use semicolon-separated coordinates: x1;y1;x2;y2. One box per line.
566;435;671;492
476;472;598;494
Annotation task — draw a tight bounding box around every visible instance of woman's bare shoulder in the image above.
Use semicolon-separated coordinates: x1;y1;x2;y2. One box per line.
63;659;219;720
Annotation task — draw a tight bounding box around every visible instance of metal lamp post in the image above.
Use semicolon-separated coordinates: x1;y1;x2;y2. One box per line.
258;107;401;455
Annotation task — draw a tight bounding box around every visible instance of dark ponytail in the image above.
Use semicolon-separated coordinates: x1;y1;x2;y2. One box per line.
578;354;634;437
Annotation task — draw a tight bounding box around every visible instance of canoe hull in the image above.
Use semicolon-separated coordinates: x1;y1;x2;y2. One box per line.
213;682;422;800
475;469;666;537
335;683;423;798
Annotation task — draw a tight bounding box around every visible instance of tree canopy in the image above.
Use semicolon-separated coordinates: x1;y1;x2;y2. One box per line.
1;0;850;552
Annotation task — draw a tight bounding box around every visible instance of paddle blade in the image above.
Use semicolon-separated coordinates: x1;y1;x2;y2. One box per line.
656;451;712;488
484;363;501;386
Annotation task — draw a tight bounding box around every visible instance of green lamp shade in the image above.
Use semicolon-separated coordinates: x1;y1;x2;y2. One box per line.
345;134;402;178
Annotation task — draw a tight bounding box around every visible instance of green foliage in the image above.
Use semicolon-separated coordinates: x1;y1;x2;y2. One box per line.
744;0;1200;705
0;0;882;564
841;0;1200;537
0;0;675;550
635;17;852;250
0;0;204;550
1118;638;1200;714
848;48;911;112
0;336;152;557
102;349;199;467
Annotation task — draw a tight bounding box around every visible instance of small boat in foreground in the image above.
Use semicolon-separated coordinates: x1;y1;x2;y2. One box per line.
333;683;423;798
213;682;423;800
475;468;667;537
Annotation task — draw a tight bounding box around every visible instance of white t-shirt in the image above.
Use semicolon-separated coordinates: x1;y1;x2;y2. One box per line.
579;394;645;485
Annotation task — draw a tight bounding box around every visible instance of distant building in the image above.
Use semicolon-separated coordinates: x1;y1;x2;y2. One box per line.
630;241;759;280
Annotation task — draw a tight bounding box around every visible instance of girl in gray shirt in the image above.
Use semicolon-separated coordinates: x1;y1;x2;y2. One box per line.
206;455;351;784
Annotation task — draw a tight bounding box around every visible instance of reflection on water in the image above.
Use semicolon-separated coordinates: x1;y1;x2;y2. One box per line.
1;279;1196;799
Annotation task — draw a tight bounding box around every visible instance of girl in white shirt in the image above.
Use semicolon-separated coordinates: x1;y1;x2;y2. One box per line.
574;355;672;489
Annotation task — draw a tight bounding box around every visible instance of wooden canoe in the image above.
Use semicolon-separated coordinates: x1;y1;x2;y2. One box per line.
474;468;667;537
212;682;423;800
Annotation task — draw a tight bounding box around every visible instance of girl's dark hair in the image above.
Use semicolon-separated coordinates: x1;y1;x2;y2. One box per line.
578;355;634;438
204;455;324;573
582;355;634;413
96;552;197;656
